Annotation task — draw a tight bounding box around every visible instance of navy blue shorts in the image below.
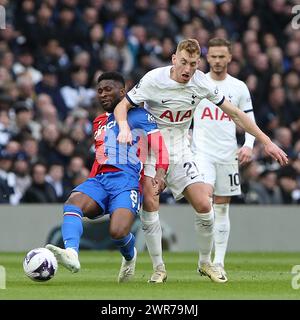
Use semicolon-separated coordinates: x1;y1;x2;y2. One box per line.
73;171;141;217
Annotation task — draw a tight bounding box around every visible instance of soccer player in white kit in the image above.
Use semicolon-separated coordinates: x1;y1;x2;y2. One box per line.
192;38;256;278
114;39;288;284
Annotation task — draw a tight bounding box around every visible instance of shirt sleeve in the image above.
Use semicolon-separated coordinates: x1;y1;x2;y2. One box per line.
128;109;158;134
126;72;154;106
238;82;256;148
238;82;254;113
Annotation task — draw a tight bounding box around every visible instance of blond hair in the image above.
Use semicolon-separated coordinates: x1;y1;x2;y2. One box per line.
176;39;201;57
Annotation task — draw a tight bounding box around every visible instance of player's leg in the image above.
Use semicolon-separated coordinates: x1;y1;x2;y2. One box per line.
213;162;241;275
110;208;137;282
108;187;140;283
141;175;167;283
183;182;214;265
183;183;227;283
47;178;105;273
213;195;231;274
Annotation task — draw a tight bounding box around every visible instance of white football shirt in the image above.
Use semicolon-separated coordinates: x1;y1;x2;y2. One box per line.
126;66;224;162
191;73;255;162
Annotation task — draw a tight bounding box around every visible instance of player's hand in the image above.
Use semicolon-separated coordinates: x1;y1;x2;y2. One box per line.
238;146;253;166
264;141;288;166
117;121;132;144
152;168;166;195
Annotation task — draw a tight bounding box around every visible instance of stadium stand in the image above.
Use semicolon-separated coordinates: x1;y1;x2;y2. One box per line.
0;0;299;204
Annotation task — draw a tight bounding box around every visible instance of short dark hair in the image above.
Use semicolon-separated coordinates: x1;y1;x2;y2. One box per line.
208;38;232;54
97;72;125;87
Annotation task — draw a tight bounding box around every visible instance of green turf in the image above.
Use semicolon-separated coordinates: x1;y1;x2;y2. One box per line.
0;251;299;300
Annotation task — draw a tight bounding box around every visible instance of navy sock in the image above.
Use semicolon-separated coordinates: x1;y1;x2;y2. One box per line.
112;233;135;261
62;204;83;253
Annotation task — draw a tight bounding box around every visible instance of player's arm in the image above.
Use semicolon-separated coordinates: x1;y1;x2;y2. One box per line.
148;130;169;194
115;74;152;144
219;99;288;166
238;110;255;165
114;97;134;144
238;86;256;165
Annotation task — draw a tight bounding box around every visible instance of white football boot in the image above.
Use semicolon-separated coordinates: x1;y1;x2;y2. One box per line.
198;262;228;283
148;264;167;283
214;262;227;277
46;244;80;273
118;248;137;283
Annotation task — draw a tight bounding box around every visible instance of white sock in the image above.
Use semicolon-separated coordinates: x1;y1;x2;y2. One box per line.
194;210;214;266
213;203;230;266
66;248;78;257
140;210;164;269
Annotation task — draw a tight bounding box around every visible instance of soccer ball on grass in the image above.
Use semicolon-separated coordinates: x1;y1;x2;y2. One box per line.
23;248;58;282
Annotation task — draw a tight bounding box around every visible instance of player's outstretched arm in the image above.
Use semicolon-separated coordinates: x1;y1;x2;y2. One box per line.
219;99;288;166
114;97;133;144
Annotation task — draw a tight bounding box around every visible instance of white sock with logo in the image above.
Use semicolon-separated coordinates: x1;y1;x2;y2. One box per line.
194;210;214;266
213;203;230;266
140;210;164;269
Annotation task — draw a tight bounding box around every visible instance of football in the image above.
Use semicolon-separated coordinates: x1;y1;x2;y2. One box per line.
23;248;58;282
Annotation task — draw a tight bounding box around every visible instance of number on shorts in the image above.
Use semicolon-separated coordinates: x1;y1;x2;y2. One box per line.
229;173;240;186
130;190;138;209
183;161;199;178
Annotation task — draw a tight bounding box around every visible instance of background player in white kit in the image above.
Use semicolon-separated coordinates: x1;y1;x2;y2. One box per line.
114;39;288;284
192;38;256;278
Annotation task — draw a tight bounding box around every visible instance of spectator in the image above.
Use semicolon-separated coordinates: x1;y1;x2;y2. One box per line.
11;101;41;141
60;65;95;110
12;48;43;84
21;162;58;203
11;151;31;204
46;162;72;202
245;169;283;204
101;26;134;76
38;123;61;165
274;127;296;159
0;109;12;148
0;149;16;204
35;65;69;120
277;166;300;204
21;136;39;164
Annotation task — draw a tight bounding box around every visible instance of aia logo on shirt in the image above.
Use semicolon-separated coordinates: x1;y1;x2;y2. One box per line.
159;110;192;122
200;107;231;121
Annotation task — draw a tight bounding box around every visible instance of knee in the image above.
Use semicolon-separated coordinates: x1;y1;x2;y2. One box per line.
193;198;211;214
110;225;129;240
65;193;80;207
65;193;87;213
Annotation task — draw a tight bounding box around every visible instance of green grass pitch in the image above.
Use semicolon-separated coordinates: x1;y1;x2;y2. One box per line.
0;251;299;300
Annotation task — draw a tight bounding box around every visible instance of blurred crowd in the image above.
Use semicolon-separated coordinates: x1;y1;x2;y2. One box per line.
0;0;300;205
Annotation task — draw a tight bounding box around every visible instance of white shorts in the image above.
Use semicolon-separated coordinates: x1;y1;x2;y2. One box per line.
195;157;241;196
144;157;205;201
